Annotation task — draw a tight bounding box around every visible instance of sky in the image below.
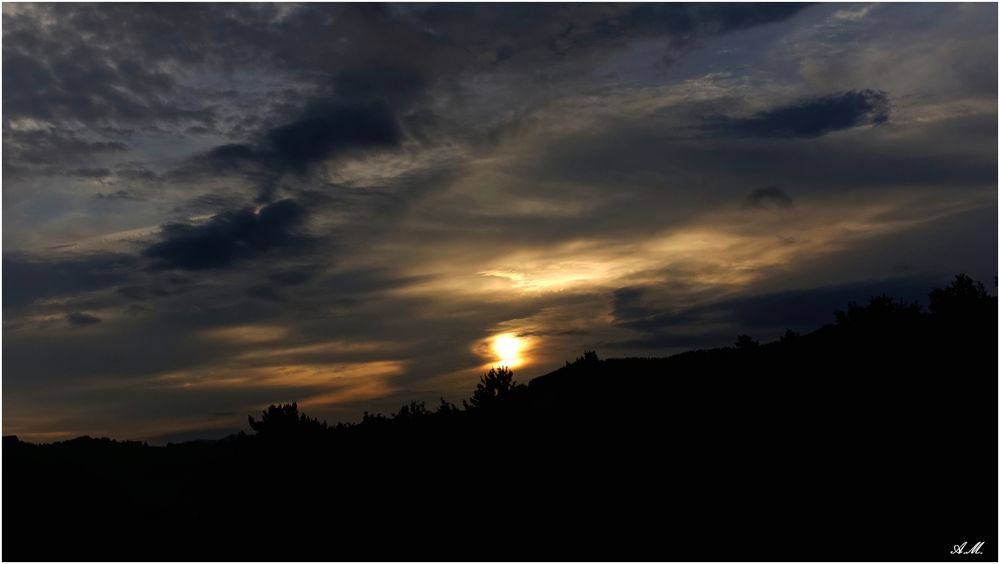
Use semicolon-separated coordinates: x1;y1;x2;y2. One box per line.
3;2;997;443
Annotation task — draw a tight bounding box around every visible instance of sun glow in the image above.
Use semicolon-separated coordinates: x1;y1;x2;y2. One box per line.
492;334;524;367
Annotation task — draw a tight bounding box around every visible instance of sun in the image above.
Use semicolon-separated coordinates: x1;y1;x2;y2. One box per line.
492;334;524;367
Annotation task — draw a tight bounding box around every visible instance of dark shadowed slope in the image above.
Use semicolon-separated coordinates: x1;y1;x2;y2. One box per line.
3;275;996;561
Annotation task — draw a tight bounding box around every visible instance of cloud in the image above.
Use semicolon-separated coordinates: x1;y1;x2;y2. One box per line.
712;89;890;138
143;199;310;270
3;252;138;309
266;265;324;287
97;189;142;201
831;5;874;22
332;65;429;106
245;264;325;302
605;3;811;46
1;46;187;127
66;311;102;326
608;276;941;351
3;129;128;167
265;103;403;174
744;186;794;209
193;100;406;202
3;2;813;209
399;3;810;62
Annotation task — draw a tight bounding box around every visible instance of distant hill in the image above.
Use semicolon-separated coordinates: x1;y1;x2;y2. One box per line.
4;274;996;561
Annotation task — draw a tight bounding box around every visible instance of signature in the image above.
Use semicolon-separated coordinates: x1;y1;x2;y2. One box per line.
952;542;985;555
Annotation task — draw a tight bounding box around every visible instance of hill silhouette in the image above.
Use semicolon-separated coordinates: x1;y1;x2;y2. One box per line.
4;274;996;561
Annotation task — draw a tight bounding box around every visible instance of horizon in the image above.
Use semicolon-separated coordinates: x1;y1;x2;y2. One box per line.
2;274;990;445
3;2;998;443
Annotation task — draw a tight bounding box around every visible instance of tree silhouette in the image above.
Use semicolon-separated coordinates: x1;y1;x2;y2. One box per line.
928;273;990;316
464;366;521;410
735;334;759;349
248;402;327;438
834;294;922;329
564;350;600;367
436;397;459;415
779;329;800;343
394;401;429;421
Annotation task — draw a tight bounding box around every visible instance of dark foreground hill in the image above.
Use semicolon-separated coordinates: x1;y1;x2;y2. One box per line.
4;275;997;561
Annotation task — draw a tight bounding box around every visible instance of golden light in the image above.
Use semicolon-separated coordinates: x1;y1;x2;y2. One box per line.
492;334;524;367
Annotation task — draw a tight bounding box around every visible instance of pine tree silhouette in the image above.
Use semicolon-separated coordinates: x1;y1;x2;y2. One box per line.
465;366;520;410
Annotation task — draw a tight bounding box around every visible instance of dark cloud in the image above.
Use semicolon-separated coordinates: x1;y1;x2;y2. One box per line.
744;186;794;209
610;287;653;324
2;43;212;134
199;144;263;172
336;269;430;296
267;265;324;287
712;90;890;138
68;167;112;179
178;2;812;199
1;4;269;130
611;276;940;352
2;3;812;128
270;268;429;306
3;253;138;309
503;99;992;223
4;2;814;205
3;130;127;166
97;189;142;201
710;277;936;330
265;103;402;174
65;311;102;327
143;199;310;271
193;100;405;201
19;163;162;185
402;3;810;60
115;275;193;302
245;264;325;302
516;329;592;338
332;65;429;106
597;3;812;47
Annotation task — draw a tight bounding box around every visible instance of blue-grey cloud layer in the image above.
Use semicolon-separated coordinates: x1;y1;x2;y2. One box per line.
711;89;889;138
